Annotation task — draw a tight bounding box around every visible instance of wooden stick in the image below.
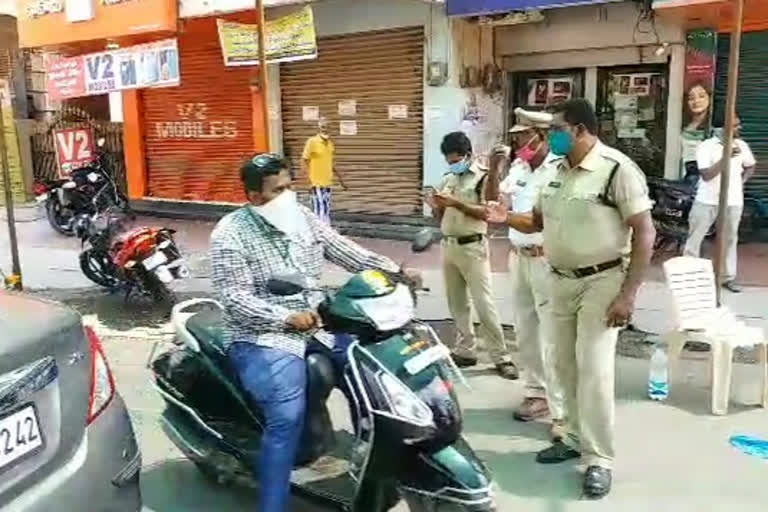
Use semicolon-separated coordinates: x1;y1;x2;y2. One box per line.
713;0;744;306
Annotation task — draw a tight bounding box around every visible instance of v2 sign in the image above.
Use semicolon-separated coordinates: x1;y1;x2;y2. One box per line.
54;128;96;178
85;53;117;94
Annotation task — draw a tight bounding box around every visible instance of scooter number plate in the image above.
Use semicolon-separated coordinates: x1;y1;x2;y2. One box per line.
35;193;48;203
142;251;168;270
404;344;450;376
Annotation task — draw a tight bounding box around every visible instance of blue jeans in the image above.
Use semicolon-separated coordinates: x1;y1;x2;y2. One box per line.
228;343;306;512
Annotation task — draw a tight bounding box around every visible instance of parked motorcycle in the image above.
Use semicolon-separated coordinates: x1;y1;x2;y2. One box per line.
77;212;189;303
35;137;130;236
647;175;713;260
149;230;496;512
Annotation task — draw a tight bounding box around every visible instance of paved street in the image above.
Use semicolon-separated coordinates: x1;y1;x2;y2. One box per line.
5;210;768;510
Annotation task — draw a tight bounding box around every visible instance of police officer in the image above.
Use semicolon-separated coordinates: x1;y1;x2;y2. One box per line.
428;131;518;380
498;108;565;434
488;100;655;498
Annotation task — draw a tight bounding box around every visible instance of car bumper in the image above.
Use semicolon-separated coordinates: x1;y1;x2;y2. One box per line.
4;393;142;512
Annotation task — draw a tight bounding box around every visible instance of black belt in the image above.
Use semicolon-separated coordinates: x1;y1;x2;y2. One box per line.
449;234;485;245
551;258;623;279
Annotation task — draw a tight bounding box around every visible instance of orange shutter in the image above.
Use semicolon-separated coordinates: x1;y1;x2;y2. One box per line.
141;14;261;203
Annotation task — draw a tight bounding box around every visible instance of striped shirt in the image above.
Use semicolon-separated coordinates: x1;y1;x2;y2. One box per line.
209;206;398;357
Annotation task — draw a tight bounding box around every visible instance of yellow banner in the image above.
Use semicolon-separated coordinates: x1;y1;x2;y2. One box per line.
217;5;317;66
0;80;26;205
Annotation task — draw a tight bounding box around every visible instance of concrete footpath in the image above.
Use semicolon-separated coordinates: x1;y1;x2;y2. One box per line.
5;208;768;511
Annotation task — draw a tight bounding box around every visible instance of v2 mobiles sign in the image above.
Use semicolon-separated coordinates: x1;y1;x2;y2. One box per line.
53;128;96;178
446;0;619;16
46;38;180;100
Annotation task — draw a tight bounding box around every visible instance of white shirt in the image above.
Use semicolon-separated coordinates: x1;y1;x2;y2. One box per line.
695;137;756;206
499;153;561;247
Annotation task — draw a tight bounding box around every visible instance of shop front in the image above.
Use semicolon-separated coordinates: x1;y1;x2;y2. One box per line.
654;0;768;202
494;1;685;178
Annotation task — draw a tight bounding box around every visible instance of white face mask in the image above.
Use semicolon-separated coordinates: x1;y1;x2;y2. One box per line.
254;190;308;238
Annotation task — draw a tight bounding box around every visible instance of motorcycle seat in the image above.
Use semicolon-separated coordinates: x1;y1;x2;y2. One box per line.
186;309;228;363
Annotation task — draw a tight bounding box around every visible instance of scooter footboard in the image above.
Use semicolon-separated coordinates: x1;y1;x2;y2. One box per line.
397;436;496;512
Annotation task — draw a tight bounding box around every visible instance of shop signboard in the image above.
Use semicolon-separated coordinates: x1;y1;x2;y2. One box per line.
446;0;620;16
180;0;314;18
53;128;96;178
45;38;180;100
216;5;317;66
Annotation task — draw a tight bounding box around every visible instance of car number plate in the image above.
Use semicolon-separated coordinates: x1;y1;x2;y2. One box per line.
404;344;450;376
0;405;44;471
142;251;168;270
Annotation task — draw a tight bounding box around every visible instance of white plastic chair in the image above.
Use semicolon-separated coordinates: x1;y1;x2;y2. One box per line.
661;256;768;415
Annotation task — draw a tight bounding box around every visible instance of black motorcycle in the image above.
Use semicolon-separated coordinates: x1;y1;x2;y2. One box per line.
36;138;130;236
647;174;714;260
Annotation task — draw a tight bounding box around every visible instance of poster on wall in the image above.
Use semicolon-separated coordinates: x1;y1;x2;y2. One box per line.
526;78;573;106
53;128;96;178
46;39;180;100
0;81;26;204
339;120;357;136
302;106;319;122
26;0;64;18
680;29;717;172
338;100;356;117
388;104;408;120
216;5;317;66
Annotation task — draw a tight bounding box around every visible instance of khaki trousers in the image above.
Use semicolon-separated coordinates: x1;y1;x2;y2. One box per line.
508;251;564;419
551;266;624;469
684;202;743;282
442;239;510;364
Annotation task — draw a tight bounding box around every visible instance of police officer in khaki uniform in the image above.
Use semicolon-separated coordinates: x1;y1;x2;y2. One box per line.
428;131;518;380
489;100;655;498
498;108;565;433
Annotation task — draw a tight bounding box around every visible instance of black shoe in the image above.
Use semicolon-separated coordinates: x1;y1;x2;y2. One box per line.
535;440;581;464
450;353;478;368
583;466;612;500
495;361;519;381
723;281;742;293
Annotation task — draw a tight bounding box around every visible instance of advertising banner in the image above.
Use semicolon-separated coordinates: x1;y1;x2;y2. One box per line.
446;0;619;16
216;5;317;66
0;80;26;204
53;128;96;178
680;29;717;174
46;38;180;100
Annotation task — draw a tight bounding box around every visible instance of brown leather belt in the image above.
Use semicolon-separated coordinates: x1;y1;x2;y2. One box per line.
551;258;623;279
510;244;544;258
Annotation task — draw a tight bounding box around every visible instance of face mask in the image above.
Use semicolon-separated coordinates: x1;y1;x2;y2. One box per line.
515;136;541;163
448;158;470;175
254;190;308;238
548;130;573;157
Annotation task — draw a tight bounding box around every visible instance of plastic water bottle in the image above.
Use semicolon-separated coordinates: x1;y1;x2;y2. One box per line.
648;345;669;401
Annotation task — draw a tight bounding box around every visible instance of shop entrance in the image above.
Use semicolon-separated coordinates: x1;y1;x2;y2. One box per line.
596;64;668;177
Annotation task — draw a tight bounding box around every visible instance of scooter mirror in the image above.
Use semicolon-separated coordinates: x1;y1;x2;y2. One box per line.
411;228;435;253
267;274;308;296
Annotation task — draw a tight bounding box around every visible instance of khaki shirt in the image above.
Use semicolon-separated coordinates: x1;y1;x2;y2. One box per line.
537;141;652;269
438;161;488;237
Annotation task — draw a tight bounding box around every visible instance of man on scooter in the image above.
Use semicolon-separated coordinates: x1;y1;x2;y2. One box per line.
209;153;421;512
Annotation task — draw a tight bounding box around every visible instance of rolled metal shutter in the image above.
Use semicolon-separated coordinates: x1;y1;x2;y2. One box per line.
715;31;768;202
281;27;424;216
142;15;257;203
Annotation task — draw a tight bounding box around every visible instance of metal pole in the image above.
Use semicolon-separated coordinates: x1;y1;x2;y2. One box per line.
256;0;271;151
713;0;744;306
0;98;23;290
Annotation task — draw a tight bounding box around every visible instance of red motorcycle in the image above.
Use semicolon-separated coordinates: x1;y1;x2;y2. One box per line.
77;213;189;304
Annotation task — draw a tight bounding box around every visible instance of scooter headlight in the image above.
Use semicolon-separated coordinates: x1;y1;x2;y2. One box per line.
379;372;434;427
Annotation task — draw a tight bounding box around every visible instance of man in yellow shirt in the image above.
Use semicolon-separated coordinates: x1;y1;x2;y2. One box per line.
301;117;347;223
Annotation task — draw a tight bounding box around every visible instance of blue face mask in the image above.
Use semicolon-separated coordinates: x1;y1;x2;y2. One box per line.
548;130;573;157
448;158;470;175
